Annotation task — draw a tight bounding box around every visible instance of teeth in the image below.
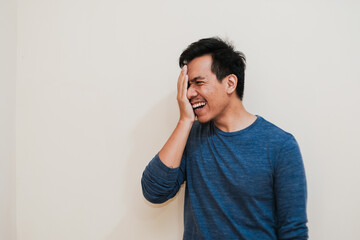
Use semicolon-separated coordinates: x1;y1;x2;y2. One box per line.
192;102;206;109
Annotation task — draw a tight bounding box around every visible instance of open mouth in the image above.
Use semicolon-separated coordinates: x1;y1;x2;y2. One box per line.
192;102;207;114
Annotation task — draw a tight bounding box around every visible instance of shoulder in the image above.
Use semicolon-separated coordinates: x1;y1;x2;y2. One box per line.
257;115;295;144
255;116;301;158
256;116;303;169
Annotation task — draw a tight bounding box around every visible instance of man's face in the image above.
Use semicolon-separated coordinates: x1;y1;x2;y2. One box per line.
186;55;230;123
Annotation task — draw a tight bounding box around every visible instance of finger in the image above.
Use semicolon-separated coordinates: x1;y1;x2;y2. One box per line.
181;66;188;96
182;65;187;74
177;66;185;90
183;74;189;98
177;70;181;94
178;66;187;97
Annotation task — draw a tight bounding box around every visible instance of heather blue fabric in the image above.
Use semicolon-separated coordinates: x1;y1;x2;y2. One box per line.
142;115;308;239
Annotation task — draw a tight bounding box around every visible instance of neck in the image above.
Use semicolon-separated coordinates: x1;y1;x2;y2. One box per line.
213;97;257;133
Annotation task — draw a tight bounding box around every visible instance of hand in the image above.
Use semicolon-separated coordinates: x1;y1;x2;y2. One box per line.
177;65;195;123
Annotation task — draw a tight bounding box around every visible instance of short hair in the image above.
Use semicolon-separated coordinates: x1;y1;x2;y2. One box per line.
179;37;246;100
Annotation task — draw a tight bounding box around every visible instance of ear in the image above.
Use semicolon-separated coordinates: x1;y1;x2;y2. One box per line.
225;74;237;95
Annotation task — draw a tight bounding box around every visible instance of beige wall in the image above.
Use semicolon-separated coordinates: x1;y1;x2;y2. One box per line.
5;0;360;239
0;0;17;239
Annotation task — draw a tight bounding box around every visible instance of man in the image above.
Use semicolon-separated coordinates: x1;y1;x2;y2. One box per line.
141;37;308;239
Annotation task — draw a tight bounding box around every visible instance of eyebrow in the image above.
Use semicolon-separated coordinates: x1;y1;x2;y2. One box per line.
189;76;205;84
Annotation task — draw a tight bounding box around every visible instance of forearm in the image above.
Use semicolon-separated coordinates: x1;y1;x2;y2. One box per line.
141;120;190;203
141;154;185;203
275;135;308;239
158;119;193;168
141;65;192;203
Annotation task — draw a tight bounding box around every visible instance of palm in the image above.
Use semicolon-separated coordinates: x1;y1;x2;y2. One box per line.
177;66;195;122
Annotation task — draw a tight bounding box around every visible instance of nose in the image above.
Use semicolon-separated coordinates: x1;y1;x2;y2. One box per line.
187;84;198;100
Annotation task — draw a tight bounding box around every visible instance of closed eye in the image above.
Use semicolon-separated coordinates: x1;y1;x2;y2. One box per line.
187;81;204;89
188;76;205;88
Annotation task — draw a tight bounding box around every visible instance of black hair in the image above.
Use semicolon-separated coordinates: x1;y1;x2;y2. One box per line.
179;37;246;100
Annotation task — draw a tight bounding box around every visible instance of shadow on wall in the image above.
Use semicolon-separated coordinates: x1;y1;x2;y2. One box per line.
106;92;185;240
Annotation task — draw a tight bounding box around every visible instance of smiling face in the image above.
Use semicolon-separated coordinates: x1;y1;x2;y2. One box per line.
186;55;231;123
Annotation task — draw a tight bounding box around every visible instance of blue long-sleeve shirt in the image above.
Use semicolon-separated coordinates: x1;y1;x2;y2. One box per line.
142;115;308;239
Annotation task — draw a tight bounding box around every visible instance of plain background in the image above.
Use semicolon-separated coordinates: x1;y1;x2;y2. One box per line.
1;0;360;239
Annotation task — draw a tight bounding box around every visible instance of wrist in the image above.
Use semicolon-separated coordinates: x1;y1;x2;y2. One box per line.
178;117;194;127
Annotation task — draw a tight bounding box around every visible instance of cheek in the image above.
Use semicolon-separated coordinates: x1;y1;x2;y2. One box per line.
202;86;215;98
209;91;227;110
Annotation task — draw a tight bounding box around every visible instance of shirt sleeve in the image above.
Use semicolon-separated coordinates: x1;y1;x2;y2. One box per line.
274;134;308;239
141;153;186;204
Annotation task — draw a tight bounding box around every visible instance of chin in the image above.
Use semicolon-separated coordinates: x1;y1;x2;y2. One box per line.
196;115;212;123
